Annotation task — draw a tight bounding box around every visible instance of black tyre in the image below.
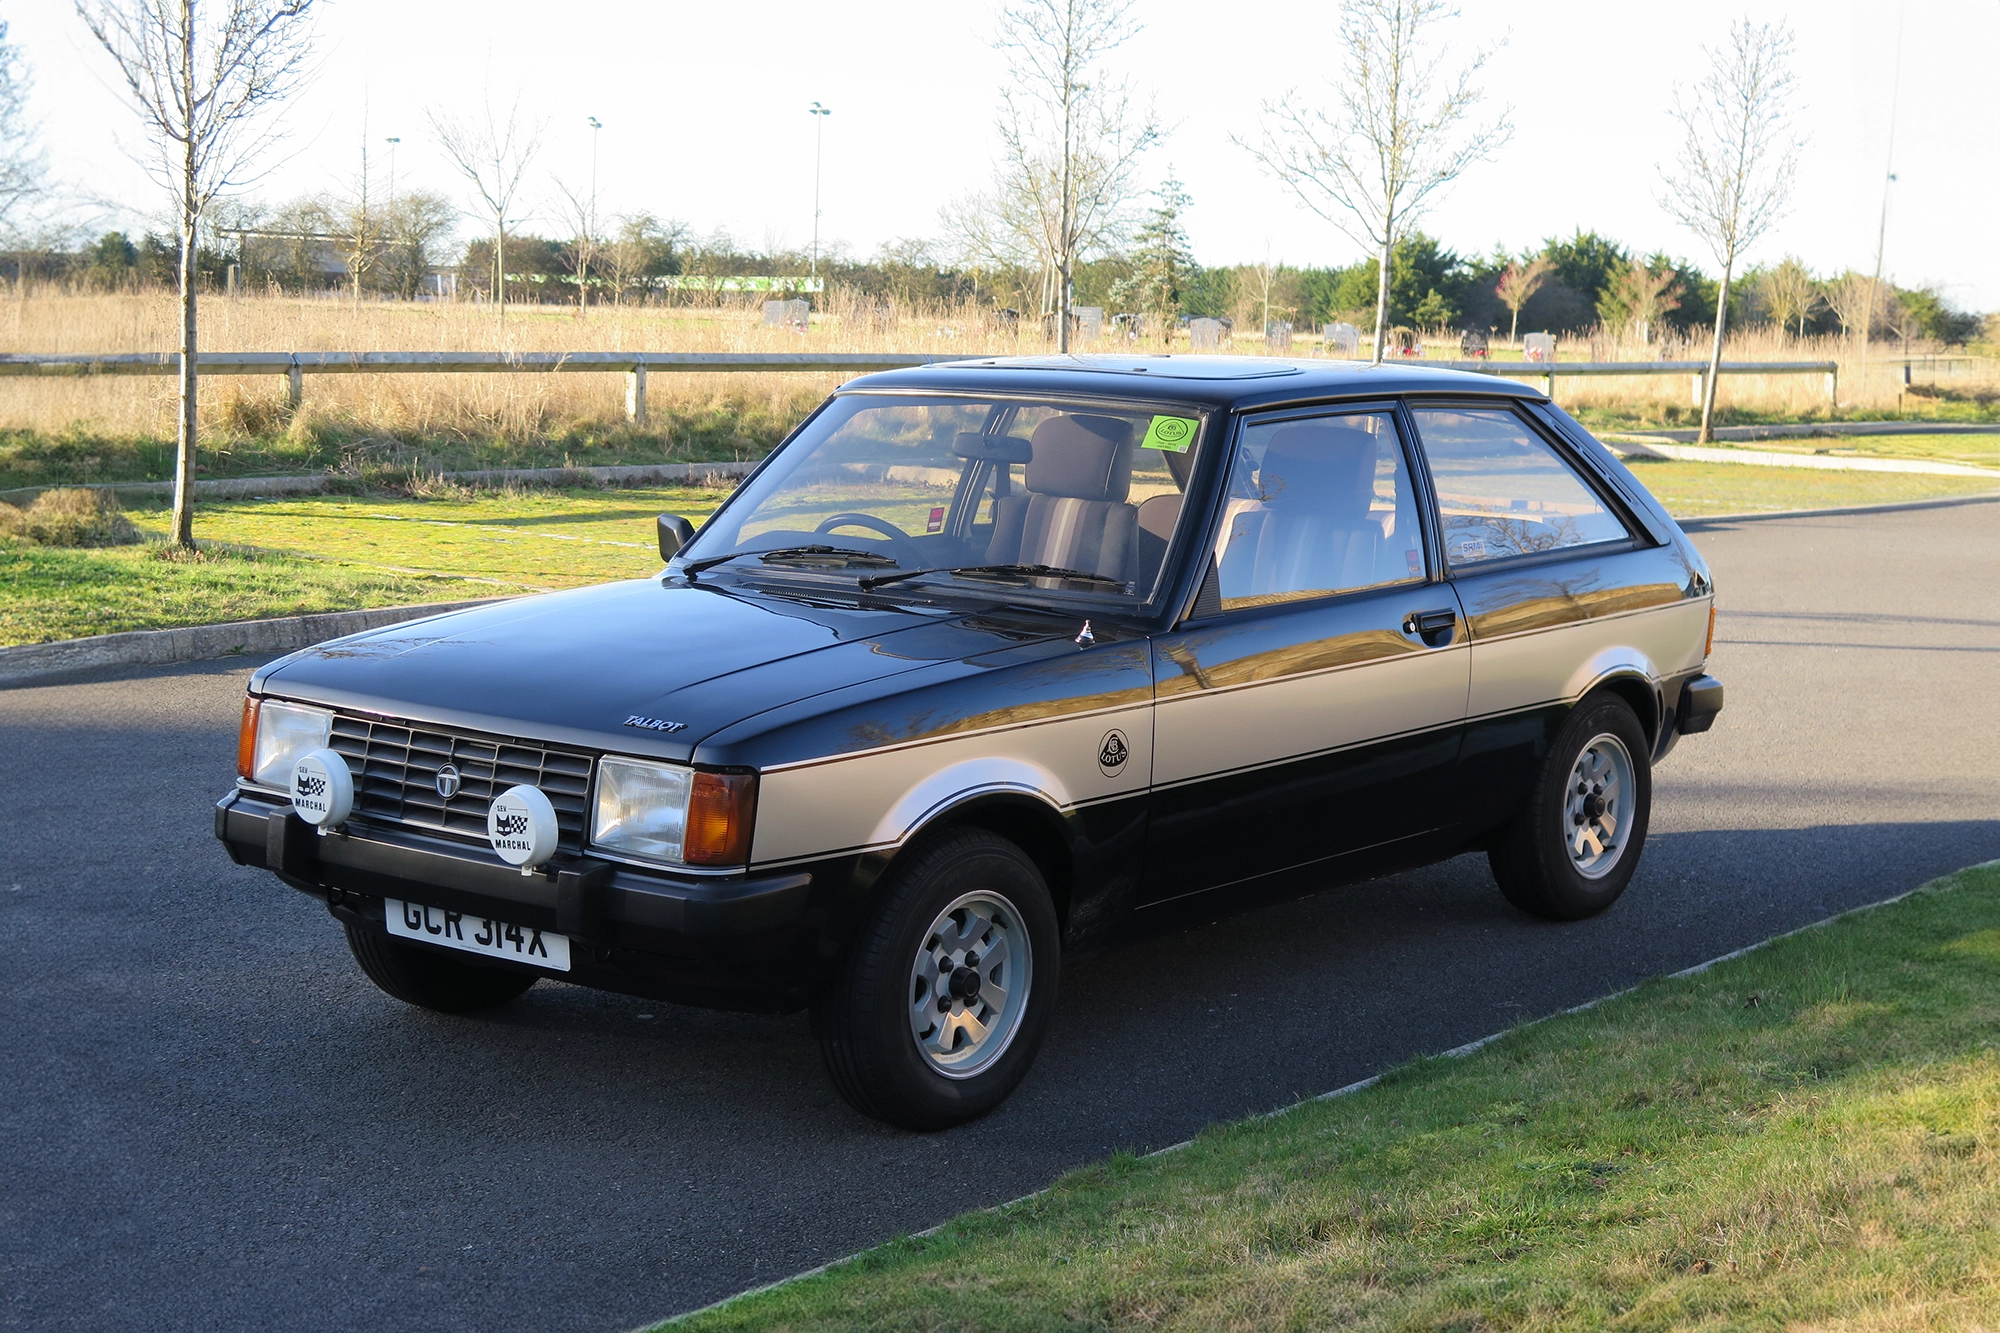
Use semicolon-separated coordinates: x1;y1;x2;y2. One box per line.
813;828;1059;1130
343;921;538;1013
1489;692;1652;921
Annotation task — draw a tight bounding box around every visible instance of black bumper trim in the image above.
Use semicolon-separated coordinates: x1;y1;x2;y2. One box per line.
215;790;812;939
1677;673;1724;734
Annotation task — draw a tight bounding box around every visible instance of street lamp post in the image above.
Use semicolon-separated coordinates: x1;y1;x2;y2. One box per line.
585;117;602;310
807;102;831;290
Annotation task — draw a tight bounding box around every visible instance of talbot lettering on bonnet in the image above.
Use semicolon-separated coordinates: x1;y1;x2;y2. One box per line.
623;715;688;733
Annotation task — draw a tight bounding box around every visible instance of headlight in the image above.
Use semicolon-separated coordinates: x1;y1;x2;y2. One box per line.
591;756;757;867
240;699;333;787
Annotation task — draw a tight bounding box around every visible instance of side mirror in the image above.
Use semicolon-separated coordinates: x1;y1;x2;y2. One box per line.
656;513;696;562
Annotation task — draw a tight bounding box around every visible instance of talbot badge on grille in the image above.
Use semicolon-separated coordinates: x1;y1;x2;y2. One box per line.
434;764;462;799
623;715;688;733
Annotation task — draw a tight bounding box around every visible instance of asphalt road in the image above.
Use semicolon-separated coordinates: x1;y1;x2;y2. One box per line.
4;499;1997;1332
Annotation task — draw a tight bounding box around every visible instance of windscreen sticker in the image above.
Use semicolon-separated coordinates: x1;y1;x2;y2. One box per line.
927;506;946;533
1140;415;1198;452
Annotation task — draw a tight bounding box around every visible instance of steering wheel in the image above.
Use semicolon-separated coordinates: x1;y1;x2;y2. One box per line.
813;512;928;567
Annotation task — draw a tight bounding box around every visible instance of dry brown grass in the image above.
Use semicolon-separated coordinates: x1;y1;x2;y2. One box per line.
0;486;143;546
0;289;1040;448
0;290;1991;464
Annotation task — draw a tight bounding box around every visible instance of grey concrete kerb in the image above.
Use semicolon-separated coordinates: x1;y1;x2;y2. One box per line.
0;597;514;688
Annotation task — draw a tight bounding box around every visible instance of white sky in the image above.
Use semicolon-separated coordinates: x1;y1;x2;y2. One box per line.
11;0;1994;307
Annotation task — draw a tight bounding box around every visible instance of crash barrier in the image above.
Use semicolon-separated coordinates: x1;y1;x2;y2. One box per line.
1429;358;1839;406
0;350;1838;419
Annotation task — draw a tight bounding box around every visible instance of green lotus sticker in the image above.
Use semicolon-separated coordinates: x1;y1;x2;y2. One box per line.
1141;415;1198;452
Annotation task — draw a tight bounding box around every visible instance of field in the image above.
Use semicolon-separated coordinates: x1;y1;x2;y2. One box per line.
2;464;1995;647
2;291;1998;492
666;862;2000;1332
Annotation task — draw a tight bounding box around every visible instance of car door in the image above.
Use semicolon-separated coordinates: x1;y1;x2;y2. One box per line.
1406;401;1695;834
1141;406;1471;906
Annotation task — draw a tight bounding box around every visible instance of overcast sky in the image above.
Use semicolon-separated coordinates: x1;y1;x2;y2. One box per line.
11;0;1993;306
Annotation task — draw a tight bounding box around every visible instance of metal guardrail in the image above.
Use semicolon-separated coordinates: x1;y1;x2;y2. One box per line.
0;351;1839;419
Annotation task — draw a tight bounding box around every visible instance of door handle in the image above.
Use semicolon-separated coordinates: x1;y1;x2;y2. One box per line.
1402;608;1457;646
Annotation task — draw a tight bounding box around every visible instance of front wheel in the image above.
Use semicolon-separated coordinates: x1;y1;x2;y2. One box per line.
813;829;1059;1130
343;921;539;1013
1489;693;1653;921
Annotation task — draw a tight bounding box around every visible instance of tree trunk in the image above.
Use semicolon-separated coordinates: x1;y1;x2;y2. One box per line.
495;222;506;328
171;1;198;552
1509;307;1519;343
1698;254;1733;445
1371;230;1393;364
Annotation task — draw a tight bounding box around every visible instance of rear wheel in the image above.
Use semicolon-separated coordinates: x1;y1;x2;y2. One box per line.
1489;693;1652;921
814;828;1059;1130
343;921;538;1013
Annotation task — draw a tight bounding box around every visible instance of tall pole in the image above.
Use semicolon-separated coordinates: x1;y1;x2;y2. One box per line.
385;137;400;206
1859;2;1904;409
808;102;831;290
585;116;602;310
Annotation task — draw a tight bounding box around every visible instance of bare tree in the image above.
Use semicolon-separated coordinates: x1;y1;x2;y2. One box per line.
1494;256;1553;344
991;0;1158;351
1243;0;1508;363
76;0;320;549
429;97;544;326
379;189;455;299
1757;254;1819;340
1822;268;1889;379
336;129;381;303
550;176;600;311
1596;261;1683;344
1660;19;1803;443
0;19;48;235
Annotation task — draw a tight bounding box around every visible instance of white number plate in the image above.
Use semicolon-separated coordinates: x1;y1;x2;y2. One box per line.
385;899;571;972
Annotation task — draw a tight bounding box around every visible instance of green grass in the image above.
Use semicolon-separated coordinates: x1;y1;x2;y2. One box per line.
1622;458;2000;517
665;862;2000;1332
3;467;1996;647
0;483;733;647
0;542;467;645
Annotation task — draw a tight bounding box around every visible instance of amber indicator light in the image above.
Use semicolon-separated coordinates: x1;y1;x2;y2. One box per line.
1705;603;1716;657
236;697;261;780
684;771;758;866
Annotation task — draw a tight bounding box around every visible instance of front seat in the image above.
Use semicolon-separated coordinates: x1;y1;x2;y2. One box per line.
985;414;1137;580
1220;422;1385;600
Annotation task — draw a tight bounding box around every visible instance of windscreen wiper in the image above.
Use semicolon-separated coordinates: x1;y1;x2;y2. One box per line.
682;545;897;578
858;562;1131;592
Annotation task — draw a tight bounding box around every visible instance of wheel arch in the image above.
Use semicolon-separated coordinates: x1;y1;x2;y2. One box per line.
1569;663;1662;749
905;791;1078;931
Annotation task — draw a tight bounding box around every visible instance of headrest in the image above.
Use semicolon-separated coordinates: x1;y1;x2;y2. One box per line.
1257;423;1381;521
953;432;1034;464
1026;415;1134;502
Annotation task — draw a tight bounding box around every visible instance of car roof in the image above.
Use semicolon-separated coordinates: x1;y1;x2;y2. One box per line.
839;354;1549;412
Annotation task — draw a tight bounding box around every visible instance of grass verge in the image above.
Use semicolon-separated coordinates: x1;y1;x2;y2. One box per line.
667;861;2000;1332
0;542;467;646
2;466;1993;646
1621;458;2000;517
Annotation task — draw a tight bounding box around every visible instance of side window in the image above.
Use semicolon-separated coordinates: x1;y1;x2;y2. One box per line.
1211;411;1426;612
1409;406;1632;567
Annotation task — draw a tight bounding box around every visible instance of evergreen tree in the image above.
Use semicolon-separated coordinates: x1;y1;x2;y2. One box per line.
1111;177;1197;346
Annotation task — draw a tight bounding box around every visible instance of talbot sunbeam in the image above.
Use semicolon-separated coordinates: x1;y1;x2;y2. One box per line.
215;355;1722;1129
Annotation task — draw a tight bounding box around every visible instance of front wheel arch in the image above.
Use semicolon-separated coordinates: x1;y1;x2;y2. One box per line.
899;793;1076;934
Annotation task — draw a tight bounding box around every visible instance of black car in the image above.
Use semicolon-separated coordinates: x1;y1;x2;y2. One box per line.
216;355;1723;1128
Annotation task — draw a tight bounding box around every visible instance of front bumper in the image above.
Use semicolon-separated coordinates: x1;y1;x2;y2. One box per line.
217;787;823;1005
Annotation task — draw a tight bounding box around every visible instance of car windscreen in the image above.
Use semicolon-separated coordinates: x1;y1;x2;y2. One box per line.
678;394;1207;606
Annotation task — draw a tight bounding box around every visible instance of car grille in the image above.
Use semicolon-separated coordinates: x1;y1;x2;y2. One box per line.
328;715;593;854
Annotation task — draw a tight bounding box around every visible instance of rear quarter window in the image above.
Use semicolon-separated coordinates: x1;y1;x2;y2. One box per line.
1409;405;1632;567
